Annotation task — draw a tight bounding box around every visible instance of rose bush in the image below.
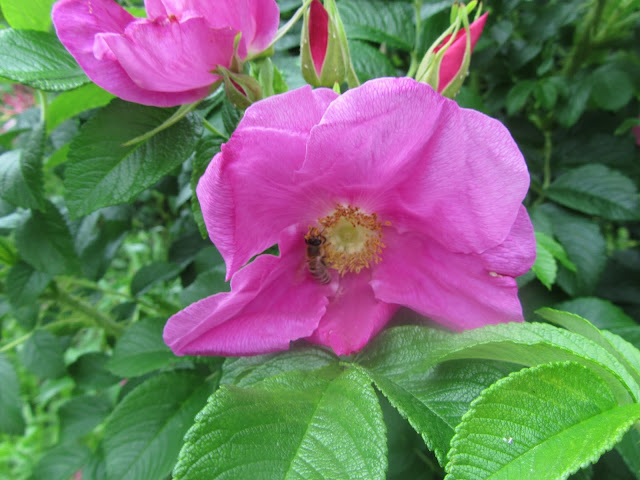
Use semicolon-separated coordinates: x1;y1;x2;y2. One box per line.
163;77;536;356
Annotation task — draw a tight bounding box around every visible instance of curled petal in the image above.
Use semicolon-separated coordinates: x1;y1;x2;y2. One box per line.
307;272;399;356
371;228;527;331
145;0;279;55
300;77;529;253
52;0;210;106
98;17;235;92
163;227;332;356
197;86;338;279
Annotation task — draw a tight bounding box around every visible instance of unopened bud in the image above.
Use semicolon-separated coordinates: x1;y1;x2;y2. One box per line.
300;0;350;88
416;4;487;98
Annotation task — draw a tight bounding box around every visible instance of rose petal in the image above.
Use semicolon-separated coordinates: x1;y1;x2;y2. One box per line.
98;17;235;92
52;0;210;106
163;227;332;356
197;86;339;279
307;272;398;356
299;77;529;253
309;0;329;73
371;227;526;331
145;0;279;56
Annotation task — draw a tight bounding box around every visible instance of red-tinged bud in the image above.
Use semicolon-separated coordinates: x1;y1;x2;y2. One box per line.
300;0;350;88
416;3;487;98
216;66;262;110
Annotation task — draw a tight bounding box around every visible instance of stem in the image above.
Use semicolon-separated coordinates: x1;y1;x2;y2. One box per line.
406;0;423;78
63;277;166;316
533;130;553;207
52;288;125;336
562;0;607;76
0;332;33;353
202;118;228;139
267;0;313;50
36;90;48;125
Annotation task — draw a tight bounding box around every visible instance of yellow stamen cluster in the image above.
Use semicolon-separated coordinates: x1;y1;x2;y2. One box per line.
317;205;386;275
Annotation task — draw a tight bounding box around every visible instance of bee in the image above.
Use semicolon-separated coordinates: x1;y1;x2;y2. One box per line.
304;228;331;284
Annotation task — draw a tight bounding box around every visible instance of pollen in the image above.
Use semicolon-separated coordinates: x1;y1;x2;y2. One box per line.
316;205;387;275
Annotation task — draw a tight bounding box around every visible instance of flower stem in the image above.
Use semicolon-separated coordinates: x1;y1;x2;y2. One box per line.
406;0;423;78
562;0;606;76
533;130;553;207
268;0;313;50
36;90;48;125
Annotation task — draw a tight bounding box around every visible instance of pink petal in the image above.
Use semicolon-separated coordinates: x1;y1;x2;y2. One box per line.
197;86;338;279
145;0;279;56
98;17;235;92
52;0;210;106
307;272;399;356
438;12;488;91
370;227;527;331
481;205;536;277
299;77;529;254
163;227;333;356
309;0;329;74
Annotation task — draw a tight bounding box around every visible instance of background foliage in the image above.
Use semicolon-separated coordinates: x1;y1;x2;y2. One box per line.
0;0;639;479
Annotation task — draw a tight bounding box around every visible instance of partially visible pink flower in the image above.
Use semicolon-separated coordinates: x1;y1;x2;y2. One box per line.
52;0;279;107
1;85;35;132
163;77;535;357
435;12;488;93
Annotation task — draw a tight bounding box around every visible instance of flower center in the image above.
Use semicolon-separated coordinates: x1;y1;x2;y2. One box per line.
309;205;387;275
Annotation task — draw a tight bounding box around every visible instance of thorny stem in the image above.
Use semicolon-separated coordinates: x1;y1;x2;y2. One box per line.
122;102;199;146
562;0;607;76
0;318;90;353
50;287;125;337
62;276;167;316
36;90;48;125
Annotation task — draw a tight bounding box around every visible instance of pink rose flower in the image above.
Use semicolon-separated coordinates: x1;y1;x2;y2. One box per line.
163;77;535;357
52;0;279;107
435;12;488;93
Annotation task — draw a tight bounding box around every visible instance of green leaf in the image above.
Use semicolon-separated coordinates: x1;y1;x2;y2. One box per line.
0;236;18;266
130;261;182;296
555;297;635;330
174;367;387;480
59;394;112;444
536;231;576;271
190;131;223;236
69;353;120;390
590;66;634;111
532;236;557;289
0;29;89;90
349;39;398;83
220;345;338;387
179;267;227;306
540;205;607;296
537;308;640;387
446;362;640;480
6;261;51;307
0;352;25;434
534;78;558;109
556;75;591;127
0;122;46;210
15;200;81;276
339;0;414;51
0;0;56;31
506;80;535;115
547;165;639;220
103;371;213;480
355;359;516;465
358;323;640;409
107;317;176;377
64;100;202;218
18;330;66;379
46;83;115;132
32;443;91;480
